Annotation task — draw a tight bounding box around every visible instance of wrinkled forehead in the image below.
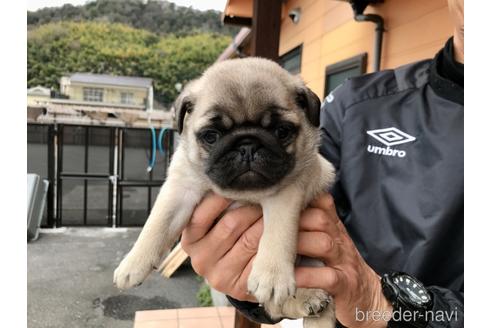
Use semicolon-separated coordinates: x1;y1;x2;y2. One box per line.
193;105;300;132
193;74;297;127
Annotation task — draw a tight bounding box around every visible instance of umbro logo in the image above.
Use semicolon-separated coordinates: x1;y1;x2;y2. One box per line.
367;127;416;146
366;127;416;158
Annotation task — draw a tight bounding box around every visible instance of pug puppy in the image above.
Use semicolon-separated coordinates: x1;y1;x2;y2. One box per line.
113;57;337;327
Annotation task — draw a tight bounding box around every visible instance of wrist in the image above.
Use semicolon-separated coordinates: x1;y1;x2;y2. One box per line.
349;272;393;328
373;294;393;328
367;275;393;328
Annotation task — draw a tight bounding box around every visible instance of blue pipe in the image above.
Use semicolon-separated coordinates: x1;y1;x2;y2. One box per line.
158;128;169;156
148;127;171;172
147;126;157;172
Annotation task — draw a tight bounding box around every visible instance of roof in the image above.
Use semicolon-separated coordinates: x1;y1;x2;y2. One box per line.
223;0;252;19
28;85;51;96
68;73;153;88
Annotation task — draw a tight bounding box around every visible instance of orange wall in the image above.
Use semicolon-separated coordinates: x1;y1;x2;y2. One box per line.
279;0;453;98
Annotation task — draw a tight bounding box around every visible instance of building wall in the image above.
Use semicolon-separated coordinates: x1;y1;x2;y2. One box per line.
279;0;453;98
27;94;50;107
66;83;148;106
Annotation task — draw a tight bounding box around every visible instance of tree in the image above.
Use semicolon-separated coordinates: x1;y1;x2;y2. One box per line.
27;22;231;105
27;0;239;37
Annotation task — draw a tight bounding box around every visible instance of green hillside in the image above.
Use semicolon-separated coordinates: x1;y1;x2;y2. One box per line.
27;21;231;105
27;0;239;37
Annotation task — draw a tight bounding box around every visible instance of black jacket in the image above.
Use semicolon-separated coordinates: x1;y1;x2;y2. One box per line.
229;38;464;327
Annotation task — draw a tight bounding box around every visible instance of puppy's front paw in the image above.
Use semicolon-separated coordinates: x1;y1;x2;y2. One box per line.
113;251;159;289
300;289;332;317
264;288;332;320
247;259;296;306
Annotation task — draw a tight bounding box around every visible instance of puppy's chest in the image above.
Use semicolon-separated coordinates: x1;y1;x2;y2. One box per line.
208;184;277;204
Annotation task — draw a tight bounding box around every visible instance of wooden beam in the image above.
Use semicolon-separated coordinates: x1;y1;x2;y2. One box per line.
234;309;261;328
251;0;282;61
158;243;189;278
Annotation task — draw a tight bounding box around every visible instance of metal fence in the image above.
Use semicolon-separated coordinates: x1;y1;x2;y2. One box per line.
27;123;175;227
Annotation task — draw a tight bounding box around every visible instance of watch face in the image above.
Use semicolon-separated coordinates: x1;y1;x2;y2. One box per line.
392;274;431;305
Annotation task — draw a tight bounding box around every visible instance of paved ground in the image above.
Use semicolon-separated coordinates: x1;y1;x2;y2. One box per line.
27;228;201;328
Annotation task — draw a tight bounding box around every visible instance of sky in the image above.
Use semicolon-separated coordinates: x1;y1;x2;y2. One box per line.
27;0;227;12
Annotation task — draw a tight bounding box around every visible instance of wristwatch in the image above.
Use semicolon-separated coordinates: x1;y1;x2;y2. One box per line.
381;272;433;328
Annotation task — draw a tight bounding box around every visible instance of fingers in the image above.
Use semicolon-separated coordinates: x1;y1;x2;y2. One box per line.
212;256;257;302
181;193;231;246
184;204;262;279
310;192;337;216
310;193;343;230
304;193;349;237
197;205;262;263
219;217;263;269
229;257;257;302
299;207;341;238
203;219;264;303
295;266;342;295
297;231;341;262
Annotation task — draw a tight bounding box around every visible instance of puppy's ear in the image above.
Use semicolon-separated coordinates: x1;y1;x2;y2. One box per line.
295;86;321;127
172;81;198;134
173;96;194;134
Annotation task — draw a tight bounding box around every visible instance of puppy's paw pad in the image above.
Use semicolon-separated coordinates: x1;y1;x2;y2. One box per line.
275;289;331;319
303;299;336;328
247;262;296;305
113;253;158;290
303;290;332;317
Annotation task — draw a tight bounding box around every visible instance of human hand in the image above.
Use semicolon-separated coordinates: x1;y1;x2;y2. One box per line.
294;193;392;328
182;192;392;327
181;193;263;302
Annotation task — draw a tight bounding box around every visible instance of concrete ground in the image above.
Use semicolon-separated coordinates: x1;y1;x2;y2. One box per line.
27;228;202;328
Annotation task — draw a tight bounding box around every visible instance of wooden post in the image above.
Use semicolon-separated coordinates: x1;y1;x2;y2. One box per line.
158;243;189;278
251;0;282;61
235;309;261;328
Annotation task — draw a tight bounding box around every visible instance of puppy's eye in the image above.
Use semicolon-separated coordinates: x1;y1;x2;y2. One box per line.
202;130;221;144
275;125;293;140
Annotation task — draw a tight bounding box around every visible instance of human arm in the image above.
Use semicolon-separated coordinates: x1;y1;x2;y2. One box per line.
294;193;464;327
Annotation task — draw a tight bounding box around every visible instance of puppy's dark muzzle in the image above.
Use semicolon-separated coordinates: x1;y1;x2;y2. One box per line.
205;129;294;190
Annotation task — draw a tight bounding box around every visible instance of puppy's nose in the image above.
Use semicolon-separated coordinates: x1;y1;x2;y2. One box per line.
237;138;260;161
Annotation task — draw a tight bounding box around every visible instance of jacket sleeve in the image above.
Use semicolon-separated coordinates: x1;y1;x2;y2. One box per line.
225;91;347;324
425;286;464;327
318;86;345;170
226;296;282;324
319;85;352;218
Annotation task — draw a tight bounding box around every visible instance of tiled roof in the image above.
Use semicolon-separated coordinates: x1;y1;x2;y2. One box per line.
69;73;152;88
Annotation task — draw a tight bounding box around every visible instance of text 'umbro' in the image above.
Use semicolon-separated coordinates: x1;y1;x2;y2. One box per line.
367;145;406;158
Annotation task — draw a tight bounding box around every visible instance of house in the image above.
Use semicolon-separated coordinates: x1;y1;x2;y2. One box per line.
220;0;453;98
60;73;154;110
27;85;51;107
27;73;170;128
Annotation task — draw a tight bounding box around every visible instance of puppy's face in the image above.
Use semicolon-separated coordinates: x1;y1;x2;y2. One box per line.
174;58;321;192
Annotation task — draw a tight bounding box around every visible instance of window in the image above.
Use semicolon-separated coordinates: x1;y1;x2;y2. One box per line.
324;53;367;97
83;87;104;102
120;92;134;105
279;45;302;75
